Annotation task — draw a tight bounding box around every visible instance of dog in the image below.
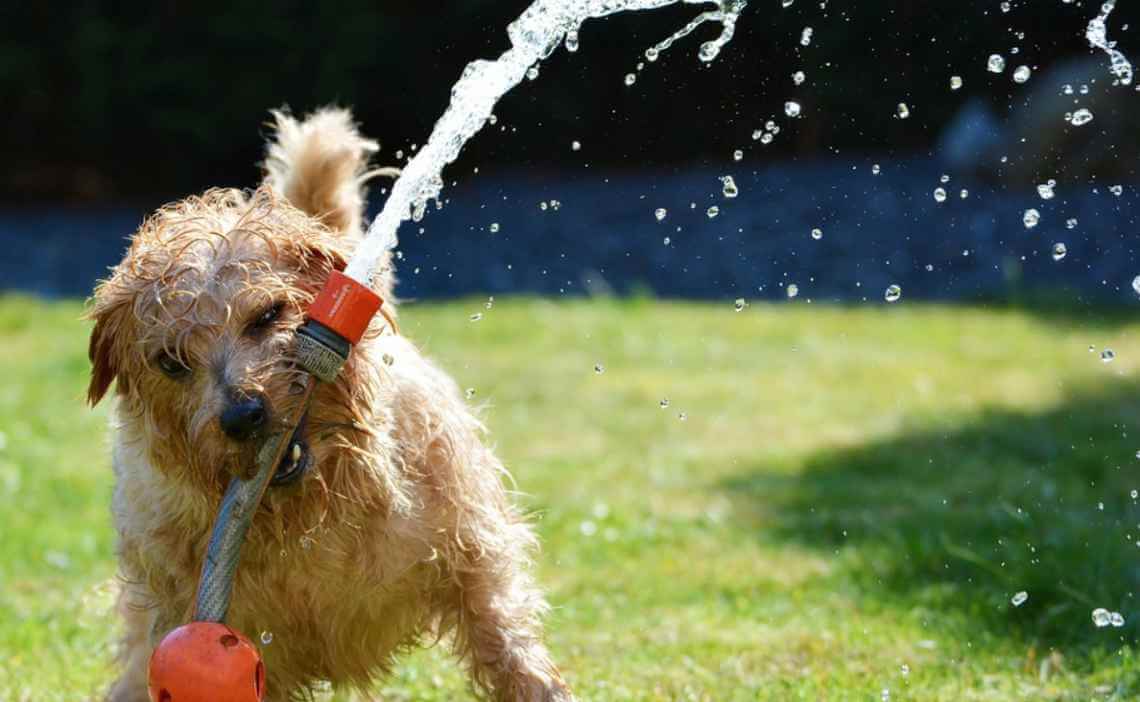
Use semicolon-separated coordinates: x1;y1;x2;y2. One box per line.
88;108;572;701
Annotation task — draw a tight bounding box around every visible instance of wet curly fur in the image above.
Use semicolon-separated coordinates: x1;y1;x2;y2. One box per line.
89;108;572;701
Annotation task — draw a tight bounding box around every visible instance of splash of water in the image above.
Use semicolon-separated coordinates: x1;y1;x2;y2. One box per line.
344;0;749;284
1086;0;1133;87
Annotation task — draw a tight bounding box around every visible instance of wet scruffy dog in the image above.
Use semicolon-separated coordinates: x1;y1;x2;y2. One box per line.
89;109;572;701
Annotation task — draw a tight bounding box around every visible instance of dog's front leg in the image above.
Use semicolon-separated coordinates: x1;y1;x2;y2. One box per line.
449;547;573;702
105;583;163;702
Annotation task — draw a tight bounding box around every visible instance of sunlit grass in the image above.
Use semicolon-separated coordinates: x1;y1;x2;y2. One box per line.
2;294;1139;700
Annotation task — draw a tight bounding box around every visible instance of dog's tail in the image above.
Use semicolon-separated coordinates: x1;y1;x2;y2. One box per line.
263;107;398;236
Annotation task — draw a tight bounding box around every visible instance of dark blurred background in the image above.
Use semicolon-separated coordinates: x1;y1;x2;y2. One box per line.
1;1;1138;302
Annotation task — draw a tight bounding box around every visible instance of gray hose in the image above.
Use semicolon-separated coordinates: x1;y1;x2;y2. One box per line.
193;376;315;622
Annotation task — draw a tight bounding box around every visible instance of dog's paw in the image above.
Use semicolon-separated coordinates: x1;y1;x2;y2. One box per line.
507;672;575;702
544;679;576;702
104;682;149;702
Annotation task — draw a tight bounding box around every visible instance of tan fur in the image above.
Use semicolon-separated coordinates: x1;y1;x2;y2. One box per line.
91;109;572;701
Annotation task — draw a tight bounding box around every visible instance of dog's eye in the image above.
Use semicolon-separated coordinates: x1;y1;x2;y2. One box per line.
247;302;285;335
154;351;191;379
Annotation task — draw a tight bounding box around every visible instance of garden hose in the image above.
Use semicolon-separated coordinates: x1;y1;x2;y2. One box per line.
148;271;385;701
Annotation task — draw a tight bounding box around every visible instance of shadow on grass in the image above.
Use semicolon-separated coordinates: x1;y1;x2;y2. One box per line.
721;380;1140;654
983;288;1140;331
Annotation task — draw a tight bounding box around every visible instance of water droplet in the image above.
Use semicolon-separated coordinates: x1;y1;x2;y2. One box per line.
1023;209;1040;228
933;187;947;203
698;41;720;62
678;412;688;421
1066;218;1078;229
1102;349;1116;363
872;164;881;175
1000;1;1011;12
1111;611;1126;627
785;101;802;118
734;298;747;312
579;520;597;536
792;70;805;85
564;30;579;52
760;132;774;144
786;283;799;298
1131;489;1138;499
488;222;500;233
659;398;670;409
721;175;739;198
594;363;605;374
1070;108;1094;126
1052;243;1067;261
706;205;720;218
655;208;667;222
950;75;963;90
645;47;659;62
881;689;890;702
987;54;1006;73
800;27;813;46
732;149;743;162
885;284;902;303
896;102;910;119
571;140;581;151
624;73;637;86
470;313;483;322
959;188;969;199
1011;591;1029;607
465;388;476;399
1037;182;1055;200
1093;608;1112;627
1132;275;1140;295
1013;65;1032;83
1110;185;1124;196
662;236;671;246
811;227;823;240
526;66;539;81
900;664;910;677
260;631;274;645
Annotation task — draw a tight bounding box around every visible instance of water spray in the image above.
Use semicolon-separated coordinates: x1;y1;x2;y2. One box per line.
146;1;747;699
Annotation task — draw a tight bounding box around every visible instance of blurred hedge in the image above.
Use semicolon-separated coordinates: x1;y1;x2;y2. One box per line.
0;1;1104;202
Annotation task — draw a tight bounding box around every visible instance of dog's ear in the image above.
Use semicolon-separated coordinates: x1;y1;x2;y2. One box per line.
86;288;129;406
299;237;349;277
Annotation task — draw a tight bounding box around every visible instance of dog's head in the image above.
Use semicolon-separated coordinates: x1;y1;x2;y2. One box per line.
87;186;381;491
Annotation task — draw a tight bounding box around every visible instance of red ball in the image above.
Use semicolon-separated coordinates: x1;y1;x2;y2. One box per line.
148;622;266;702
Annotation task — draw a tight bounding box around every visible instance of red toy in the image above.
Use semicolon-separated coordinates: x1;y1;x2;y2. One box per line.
148;622;266;702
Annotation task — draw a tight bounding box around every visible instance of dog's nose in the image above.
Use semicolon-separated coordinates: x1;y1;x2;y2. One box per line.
219;393;268;442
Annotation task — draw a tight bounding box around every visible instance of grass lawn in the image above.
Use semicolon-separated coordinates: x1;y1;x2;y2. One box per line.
3;294;1140;701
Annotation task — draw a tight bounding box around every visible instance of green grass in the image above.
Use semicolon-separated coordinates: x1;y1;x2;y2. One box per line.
3;294;1140;701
